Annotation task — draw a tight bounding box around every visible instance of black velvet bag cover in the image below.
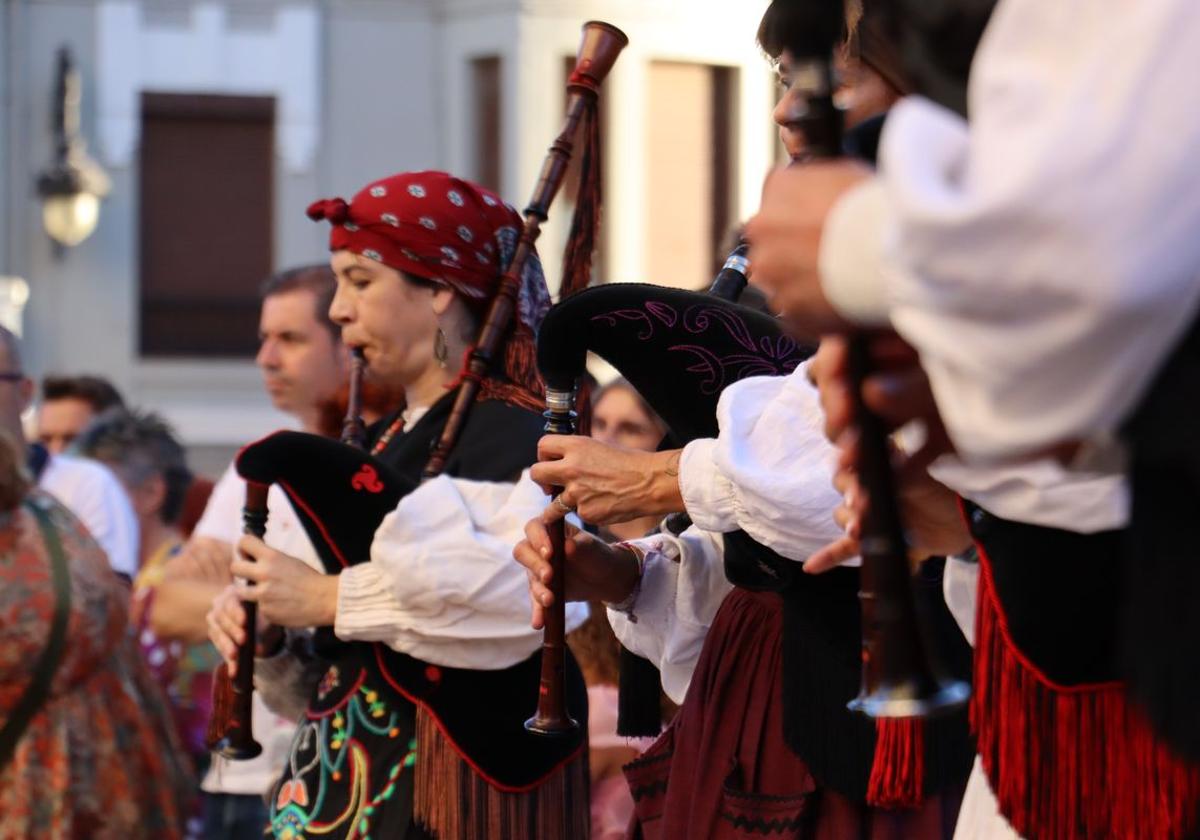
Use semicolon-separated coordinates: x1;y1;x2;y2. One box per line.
538;283;810;440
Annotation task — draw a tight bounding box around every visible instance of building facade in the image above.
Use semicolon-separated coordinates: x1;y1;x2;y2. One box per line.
0;0;775;469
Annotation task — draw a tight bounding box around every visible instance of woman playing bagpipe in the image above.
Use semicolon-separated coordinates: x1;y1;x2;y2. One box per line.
205;170;591;840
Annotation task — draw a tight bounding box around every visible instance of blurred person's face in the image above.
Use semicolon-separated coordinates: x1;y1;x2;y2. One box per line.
102;460;167;527
591;386;664;452
835;57;898;129
0;344;32;447
772;50;898;161
773;50;813;162
37;398;95;454
328;251;455;392
256;289;346;417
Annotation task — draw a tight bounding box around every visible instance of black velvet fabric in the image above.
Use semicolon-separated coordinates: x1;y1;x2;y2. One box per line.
617;649;664;738
964;501;1124;685
1123;311;1200;762
367;389;543;485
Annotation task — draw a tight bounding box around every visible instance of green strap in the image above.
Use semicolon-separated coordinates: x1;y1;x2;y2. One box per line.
0;498;73;771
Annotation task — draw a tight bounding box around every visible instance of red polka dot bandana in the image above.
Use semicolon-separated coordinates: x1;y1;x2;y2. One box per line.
306;171;550;334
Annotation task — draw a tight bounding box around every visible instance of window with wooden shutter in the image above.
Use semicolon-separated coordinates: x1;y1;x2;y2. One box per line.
139;92;274;357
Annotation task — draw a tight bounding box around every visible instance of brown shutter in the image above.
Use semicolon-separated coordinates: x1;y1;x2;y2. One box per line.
139;93;274;357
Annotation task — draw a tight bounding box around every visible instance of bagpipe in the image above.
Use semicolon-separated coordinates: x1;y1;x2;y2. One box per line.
208;23;629;806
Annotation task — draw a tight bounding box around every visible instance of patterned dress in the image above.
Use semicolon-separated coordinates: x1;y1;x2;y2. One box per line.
132;539;222;762
0;493;194;839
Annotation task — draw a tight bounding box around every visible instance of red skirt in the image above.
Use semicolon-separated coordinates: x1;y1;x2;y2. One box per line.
624;588;963;839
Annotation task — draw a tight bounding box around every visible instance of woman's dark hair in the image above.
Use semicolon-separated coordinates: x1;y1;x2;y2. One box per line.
757;0;853;62
73;408;193;526
869;0;997;117
397;269;484;341
762;0;996;116
758;0;914;96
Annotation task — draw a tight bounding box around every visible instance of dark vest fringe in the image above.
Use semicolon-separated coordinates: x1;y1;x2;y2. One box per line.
972;541;1200;840
412;705;590;840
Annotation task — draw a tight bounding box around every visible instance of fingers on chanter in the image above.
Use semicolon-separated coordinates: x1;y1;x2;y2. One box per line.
542;499;568;525
524;517;554;557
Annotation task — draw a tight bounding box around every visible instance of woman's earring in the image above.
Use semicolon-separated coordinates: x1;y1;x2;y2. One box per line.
434;327;449;367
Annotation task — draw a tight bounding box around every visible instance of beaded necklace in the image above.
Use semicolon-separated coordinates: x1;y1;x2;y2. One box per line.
370;416;405;456
369;406;429;456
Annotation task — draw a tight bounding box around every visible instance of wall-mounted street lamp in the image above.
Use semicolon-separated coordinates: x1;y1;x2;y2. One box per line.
36;46;110;249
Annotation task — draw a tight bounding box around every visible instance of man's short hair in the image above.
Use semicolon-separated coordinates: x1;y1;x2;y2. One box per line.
261;264;338;340
42;375;125;413
73;408;193;526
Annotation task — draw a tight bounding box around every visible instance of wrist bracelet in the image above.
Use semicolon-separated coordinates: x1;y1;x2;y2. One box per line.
604;543;648;622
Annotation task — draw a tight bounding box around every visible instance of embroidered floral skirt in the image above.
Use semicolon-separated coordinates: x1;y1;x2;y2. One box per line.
269;653;420;840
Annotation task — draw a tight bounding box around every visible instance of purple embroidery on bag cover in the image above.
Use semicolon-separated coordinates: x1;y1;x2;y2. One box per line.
590;301;801;393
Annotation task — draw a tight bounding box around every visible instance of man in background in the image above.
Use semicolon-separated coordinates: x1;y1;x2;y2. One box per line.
37;373;125;454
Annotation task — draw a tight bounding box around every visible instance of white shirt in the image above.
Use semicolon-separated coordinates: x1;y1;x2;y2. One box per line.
678;363;856;565
609;365;851;702
607;526;732;705
334;470;588;670
39;452;138;579
822;1;1200;464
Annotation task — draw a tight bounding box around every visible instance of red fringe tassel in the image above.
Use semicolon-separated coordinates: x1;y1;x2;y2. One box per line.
973;545;1200;840
867;717;925;809
206;662;235;749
